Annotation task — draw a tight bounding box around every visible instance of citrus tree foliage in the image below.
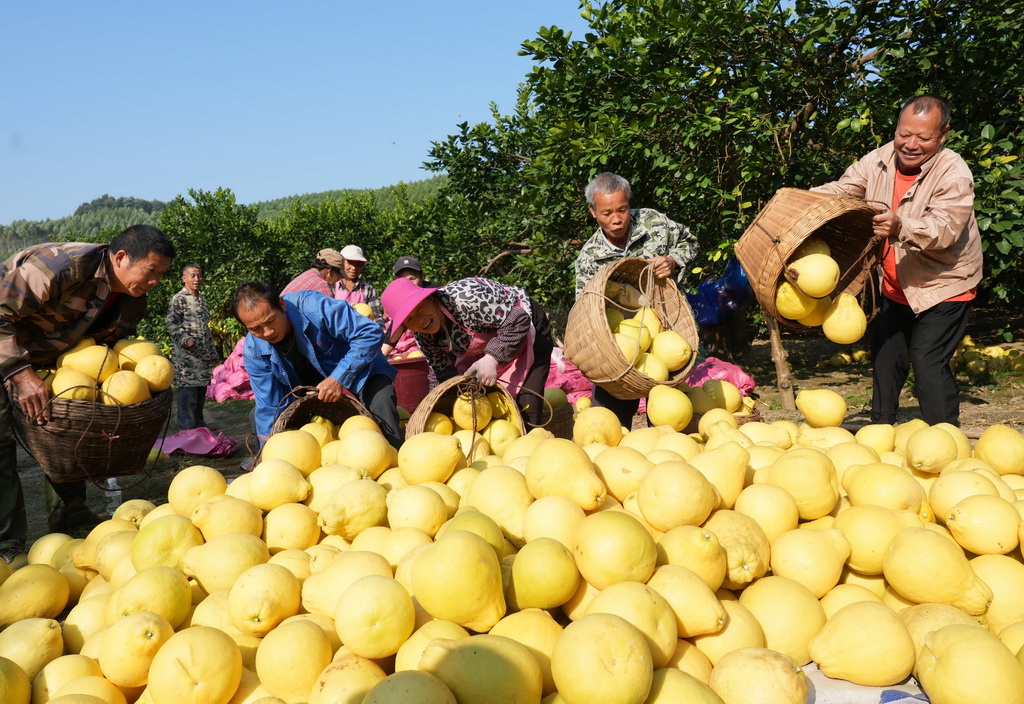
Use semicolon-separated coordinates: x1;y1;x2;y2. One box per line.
423;0;1024;310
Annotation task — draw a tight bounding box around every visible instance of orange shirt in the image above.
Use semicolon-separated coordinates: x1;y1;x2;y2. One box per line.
881;169;976;305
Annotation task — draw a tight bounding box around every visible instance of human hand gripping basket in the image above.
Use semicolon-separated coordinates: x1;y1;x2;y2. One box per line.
734;187;882;328
7;383;172;483
564;257;700;401
269;386;376;436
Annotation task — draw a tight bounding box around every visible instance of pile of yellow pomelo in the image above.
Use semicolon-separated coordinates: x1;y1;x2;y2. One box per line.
604;282;693;381
5;388;1024;704
37;337;174;407
955;335;1024;377
774;237;868;345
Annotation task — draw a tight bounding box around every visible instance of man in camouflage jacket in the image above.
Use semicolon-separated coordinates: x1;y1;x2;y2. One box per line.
166;265;219;430
0;225;175;558
573;172;699;426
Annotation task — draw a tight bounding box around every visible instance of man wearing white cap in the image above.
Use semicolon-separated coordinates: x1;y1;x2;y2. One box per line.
334;245;384;326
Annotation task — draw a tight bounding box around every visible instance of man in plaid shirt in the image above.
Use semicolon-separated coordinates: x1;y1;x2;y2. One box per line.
0;225;175;560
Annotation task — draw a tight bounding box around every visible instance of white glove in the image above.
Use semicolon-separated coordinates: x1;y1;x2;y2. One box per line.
466;354;499;386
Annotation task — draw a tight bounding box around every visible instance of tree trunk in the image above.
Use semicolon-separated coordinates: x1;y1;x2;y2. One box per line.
767;317;796;411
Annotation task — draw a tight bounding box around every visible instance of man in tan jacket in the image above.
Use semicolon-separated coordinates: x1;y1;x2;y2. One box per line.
812;94;982;425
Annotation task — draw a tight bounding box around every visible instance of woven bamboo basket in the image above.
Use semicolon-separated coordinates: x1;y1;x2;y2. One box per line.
405;375;525;440
734;187;882;328
269;387;375;435
564;258;700;401
8;385;172;483
534;403;574;440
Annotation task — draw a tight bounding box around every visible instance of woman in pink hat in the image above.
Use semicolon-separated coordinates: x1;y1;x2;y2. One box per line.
381;277;554;425
334;245;384;324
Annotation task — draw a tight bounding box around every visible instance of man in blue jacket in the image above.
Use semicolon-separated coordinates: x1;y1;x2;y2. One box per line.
231;281;401;449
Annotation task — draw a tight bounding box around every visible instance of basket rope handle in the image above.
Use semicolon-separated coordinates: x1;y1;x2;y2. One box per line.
518;386;555;429
454;378;489;463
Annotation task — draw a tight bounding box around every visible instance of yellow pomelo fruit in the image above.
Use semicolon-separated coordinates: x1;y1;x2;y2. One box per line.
775;281;816;320
0;617;63;680
928;469;1000;518
459;465;534;547
129;514;203;571
254;618;332;703
51;367;98;401
732;484;800;544
352;302;374;318
573;510;656;590
832;504;906;575
900;602;984;670
399;432;462;484
0;564;69;628
363;671;456;704
411;529;505;632
115;339;161;371
585;581;677;669
50;675;127;703
656;525;728;591
703;380;743;413
632;307;664;337
974;424;1024;475
395;619;470;672
451;393;493;431
606;306;626;332
755;448;838;521
797;295;832;327
892;418;928;455
647;667;723;703
3;663;32;704
825;441;881;484
133;354;173;393
300;550;390;618
550;613;654;704
738;576;825;666
56;336;96;367
904;426;958;474
946;493;1020;554
970;554;1024;634
182;532;269;593
72;518;135;570
435;509;505;559
882;527;992;615
650;331;692;372
933;422;973;460
506;538;579;611
167;464;227;515
522;495;586;548
98;610;173;687
31;654;102;704
636;353;670;382
665;639;714;684
526;438;607;511
918;624;1024;704
28;532;74;567
268;549;312;582
191;495;263;540
592;445;653;503
228;563;301;637
92;530;136;580
420;481;460;519
617;318;653;354
223;472;253;502
842;462;923;513
107;565;190;628
999;621;1024;656
709;647;807;704
336;429;397;480
248;458;311;511
785;252;840;298
502;427;554;463
856;423;897;453
299;421;331;447
645;564;725;638
386;484;448;537
573;406;623;447
686;387;718;416
697;409;737;437
543;386;569;411
652;432;702;461
308;649;386;704
691;599;765;666
808;600;915;686
62;345;119;383
637;461;719;532
614;333;644;365
316;478;387;540
262;429;323;477
793;236;831;259
482;418;522;457
334;575;414;659
645;385;693;431
423;411;454;435
147;626;242;704
795;389;846;428
100;370;151;405
770;528;850;598
62;597;107;654
263;502;321;553
486;609;563;695
111;498;156;528
687;442;749;510
821;293;867;344
419;633;542;704
451;428;491;462
702;510;771;591
819;583;883;619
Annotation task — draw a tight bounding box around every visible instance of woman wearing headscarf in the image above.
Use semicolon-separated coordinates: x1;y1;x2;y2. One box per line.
281;249;344;297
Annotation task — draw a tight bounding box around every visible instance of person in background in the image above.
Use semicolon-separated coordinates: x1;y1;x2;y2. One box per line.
166;264;219;430
393;255;435;288
334;245;384;324
0;225;175;558
381;277;554;426
811;94;982;425
281;249;345;297
232;282;402;449
574;172;700;428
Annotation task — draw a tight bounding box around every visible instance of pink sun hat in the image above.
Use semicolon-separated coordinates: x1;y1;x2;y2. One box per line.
382;277;440;344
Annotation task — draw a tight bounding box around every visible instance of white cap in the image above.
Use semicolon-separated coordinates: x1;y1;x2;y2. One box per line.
340;245;367;262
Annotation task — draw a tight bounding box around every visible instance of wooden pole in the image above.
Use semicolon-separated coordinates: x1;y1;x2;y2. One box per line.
767;317;796;411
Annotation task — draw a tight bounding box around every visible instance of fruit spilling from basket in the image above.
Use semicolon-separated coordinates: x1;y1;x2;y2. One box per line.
37;337;174;406
605;284;693;381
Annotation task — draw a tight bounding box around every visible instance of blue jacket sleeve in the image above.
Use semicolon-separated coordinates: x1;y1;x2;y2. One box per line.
244;335;289;442
301;294;386;392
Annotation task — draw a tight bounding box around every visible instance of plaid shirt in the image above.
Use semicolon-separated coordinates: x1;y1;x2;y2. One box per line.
413;277;533;381
0;242;146;378
574;208;699;298
335;278;385;330
281;268;334;297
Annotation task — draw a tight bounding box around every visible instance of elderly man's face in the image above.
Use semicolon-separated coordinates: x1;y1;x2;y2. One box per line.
590;190;631;242
182;267;202;294
894;107;948;174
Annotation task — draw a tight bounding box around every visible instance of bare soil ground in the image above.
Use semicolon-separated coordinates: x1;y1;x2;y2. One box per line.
15;306;1023;545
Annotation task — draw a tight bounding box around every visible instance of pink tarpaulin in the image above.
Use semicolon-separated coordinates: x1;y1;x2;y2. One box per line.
208;338;254;402
156;427;238;458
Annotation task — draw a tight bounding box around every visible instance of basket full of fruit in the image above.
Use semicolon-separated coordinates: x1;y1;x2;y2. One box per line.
7;337;174;483
564;257;700;400
734;187;881;340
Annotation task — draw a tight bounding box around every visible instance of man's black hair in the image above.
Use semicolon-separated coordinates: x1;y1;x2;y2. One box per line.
109;224;176;261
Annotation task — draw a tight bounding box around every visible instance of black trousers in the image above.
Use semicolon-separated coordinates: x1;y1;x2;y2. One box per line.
871;297;973;425
517;300;555;427
176;386;207;430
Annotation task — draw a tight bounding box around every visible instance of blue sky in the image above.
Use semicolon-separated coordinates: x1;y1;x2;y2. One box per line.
0;2;591;225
